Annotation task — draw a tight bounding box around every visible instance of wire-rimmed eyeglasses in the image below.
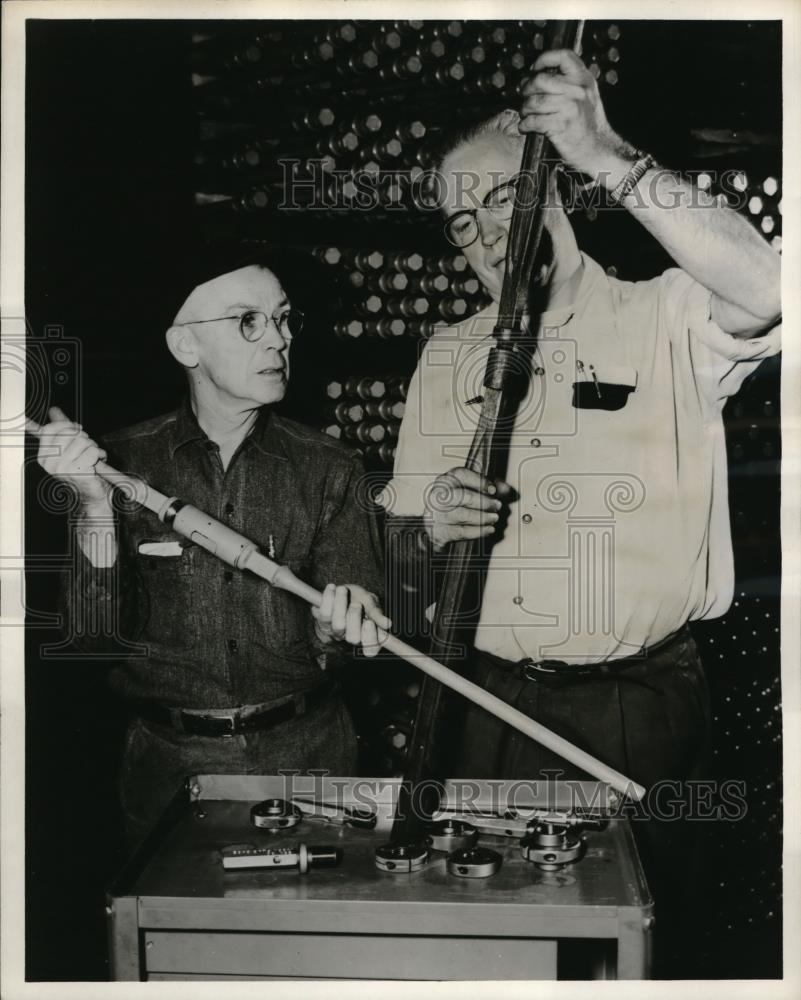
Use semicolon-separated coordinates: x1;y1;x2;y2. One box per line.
443;178;519;249
174;308;304;343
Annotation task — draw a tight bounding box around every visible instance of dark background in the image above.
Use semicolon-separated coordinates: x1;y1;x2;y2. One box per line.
24;19;781;981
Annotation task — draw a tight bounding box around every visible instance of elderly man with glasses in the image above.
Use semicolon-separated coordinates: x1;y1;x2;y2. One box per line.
36;251;389;848
381;50;780;974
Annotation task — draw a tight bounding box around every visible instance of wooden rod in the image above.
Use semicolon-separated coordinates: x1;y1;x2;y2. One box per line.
27;415;645;800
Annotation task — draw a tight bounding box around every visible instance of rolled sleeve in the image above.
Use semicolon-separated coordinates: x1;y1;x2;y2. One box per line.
660;268;781;411
58;538;137;657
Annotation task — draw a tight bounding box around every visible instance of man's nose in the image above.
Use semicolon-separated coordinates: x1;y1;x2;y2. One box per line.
260;318;288;351
478;209;507;247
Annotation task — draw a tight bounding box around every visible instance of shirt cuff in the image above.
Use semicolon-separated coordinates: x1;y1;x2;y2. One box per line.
73;549;117;602
686;279;781;362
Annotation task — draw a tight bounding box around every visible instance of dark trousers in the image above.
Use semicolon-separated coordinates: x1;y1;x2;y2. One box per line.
454;629;712;978
118;696;358;851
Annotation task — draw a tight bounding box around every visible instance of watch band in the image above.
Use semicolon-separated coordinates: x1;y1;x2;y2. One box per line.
609;153;657;204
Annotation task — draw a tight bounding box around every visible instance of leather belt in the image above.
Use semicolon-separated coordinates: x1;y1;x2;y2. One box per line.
134;678;337;737
517;627;690;685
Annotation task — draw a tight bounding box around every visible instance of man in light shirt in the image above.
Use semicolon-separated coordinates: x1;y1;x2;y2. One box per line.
382;50;780;972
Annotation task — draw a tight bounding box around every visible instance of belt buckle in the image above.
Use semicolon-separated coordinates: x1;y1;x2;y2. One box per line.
217;714;237;737
521;659;560;681
188;711;238;737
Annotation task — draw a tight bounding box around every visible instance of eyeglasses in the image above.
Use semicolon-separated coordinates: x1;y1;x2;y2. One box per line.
175;308;304;343
443;178;519;249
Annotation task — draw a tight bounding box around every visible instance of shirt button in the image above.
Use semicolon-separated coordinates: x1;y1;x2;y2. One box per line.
530;438;541;448
534;367;545;376
228;638;239;652
224;570;234;583
521;514;533;524
513;596;524;606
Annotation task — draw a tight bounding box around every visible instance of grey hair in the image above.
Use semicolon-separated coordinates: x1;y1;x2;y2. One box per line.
432;108;525;175
432;108;574;214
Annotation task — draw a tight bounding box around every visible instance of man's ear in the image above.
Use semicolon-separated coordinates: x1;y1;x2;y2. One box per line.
165;325;199;369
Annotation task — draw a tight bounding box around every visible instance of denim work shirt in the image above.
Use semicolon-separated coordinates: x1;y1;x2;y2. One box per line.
63;400;384;709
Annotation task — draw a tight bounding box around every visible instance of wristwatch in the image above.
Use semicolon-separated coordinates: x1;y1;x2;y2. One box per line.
609;153;658;204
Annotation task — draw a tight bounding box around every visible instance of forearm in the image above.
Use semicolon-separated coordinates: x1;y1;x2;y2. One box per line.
517;50;780;337
60;508;131;655
75;497;118;568
384;514;435;635
597;153;781;334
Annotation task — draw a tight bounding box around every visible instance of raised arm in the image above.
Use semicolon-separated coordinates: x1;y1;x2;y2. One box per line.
35;406;118;567
520;48;781;338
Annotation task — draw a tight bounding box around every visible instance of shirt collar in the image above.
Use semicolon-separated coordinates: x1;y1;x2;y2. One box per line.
170;397;206;457
169;397;287;461
251;408;289;461
535;252;604;329
463;252;605;347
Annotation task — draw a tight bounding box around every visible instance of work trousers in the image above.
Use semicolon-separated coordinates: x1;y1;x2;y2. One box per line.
118;696;358;851
455;628;713;978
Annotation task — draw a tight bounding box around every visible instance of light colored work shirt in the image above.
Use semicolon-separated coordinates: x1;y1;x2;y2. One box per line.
382;254;780;664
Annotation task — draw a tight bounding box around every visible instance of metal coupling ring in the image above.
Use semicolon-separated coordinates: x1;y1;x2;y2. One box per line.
250;798;303;832
520;826;586;870
447;846;502;878
425;820;478;853
374;842;430;874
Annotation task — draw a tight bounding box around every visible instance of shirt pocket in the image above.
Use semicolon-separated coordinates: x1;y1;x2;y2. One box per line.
132;532;197;648
572;361;638;411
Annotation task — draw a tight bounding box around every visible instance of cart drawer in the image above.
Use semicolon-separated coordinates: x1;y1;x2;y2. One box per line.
144;930;558;980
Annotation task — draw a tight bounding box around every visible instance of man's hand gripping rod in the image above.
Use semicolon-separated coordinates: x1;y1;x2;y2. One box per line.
27;416;645;801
